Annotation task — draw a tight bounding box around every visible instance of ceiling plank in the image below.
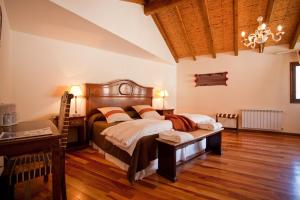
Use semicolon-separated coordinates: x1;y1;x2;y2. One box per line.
289;20;300;49
175;6;196;60
265;0;275;24
198;0;216;58
233;0;238;56
151;14;179;63
144;0;185;16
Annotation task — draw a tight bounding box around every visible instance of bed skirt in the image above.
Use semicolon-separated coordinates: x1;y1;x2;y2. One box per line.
91;139;206;181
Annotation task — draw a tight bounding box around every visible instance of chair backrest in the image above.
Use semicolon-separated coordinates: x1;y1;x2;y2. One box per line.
58;91;73;149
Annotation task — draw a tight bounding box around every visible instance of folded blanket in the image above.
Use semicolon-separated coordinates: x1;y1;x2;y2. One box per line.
159;130;194;143
198;122;223;131
165;114;198;132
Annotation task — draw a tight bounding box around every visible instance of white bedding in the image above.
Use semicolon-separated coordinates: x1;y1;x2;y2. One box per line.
101;119;172;155
101;114;217;155
95;114;213;180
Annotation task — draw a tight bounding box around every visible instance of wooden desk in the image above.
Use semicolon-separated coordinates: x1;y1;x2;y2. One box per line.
0;120;63;200
156;129;223;182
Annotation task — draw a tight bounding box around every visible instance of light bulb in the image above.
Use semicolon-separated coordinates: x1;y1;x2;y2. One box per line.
277;25;283;32
261;23;266;29
241;31;246;37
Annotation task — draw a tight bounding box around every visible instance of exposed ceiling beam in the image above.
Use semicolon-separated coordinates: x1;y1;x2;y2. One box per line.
289;20;300;49
121;0;145;5
175;6;196;60
198;0;216;58
265;0;275;24
233;0;239;56
144;0;185;16
151;14;179;63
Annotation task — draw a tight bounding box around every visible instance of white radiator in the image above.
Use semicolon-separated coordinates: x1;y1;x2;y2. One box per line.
241;109;283;131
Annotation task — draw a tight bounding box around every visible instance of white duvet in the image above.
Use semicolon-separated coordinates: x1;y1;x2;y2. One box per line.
100;114;217;155
101;119;172;155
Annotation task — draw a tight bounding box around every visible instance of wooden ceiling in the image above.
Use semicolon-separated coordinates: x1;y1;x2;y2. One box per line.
124;0;300;62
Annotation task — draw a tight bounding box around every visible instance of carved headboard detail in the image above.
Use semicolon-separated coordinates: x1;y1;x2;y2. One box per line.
85;79;153;118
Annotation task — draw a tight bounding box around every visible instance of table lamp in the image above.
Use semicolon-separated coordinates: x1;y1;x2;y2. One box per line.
159;89;169;109
69;85;83;116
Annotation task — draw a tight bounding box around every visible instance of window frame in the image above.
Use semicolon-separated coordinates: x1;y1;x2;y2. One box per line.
290;62;300;103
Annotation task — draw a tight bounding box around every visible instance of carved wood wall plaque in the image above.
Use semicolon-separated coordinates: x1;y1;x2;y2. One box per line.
195;72;228;86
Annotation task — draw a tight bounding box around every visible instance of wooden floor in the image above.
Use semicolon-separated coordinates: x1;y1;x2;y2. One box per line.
15;131;300;200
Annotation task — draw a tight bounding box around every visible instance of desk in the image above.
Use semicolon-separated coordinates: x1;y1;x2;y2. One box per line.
0;120;63;200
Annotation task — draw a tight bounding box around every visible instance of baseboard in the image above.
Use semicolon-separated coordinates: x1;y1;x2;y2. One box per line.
237;128;300;136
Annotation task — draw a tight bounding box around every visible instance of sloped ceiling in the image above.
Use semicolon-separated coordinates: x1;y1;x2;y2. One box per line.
4;0;168;63
126;0;300;61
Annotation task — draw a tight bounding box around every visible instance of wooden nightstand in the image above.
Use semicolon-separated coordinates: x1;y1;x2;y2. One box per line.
156;109;174;116
52;115;87;150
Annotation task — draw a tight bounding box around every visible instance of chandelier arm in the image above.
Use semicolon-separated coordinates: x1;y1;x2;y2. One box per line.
270;32;282;42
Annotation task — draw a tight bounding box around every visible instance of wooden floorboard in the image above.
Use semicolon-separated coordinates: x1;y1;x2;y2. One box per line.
14;131;300;200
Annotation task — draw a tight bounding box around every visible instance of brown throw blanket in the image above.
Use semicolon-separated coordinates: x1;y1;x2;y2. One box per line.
87;114;158;183
165;114;198;132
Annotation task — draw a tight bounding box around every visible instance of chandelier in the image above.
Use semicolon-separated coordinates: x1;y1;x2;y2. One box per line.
241;16;285;53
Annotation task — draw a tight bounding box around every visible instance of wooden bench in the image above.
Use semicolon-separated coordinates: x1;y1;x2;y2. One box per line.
156;129;223;182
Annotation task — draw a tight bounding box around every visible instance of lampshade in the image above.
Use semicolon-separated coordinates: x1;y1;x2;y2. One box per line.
69;85;83;97
159;89;169;98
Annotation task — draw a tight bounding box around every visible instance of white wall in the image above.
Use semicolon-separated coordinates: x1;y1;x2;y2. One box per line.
10;31;176;121
50;0;175;64
0;0;13;102
177;49;300;133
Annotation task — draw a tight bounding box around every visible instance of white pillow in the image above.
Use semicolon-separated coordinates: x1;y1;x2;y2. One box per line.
98;107;132;123
181;113;216;124
132;105;164;120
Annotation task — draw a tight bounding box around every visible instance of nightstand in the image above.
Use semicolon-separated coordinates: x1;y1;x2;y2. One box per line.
52;115;87;150
156;109;174;116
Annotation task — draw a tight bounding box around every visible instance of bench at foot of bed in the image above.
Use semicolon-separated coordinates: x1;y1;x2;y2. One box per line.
156;129;223;182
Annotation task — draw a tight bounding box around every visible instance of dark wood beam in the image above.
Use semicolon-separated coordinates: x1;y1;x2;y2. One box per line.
265;0;275;24
121;0;145;5
289;20;300;49
144;0;185;16
233;0;239;56
175;6;196;60
198;0;216;58
152;14;179;63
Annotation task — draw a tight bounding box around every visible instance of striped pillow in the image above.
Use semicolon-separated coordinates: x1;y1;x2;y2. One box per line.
97;107;132;123
132;105;163;120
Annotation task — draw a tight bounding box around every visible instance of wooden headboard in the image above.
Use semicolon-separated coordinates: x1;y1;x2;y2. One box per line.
85;79;153;119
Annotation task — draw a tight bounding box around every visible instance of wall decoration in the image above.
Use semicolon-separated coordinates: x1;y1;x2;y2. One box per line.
195;72;228;86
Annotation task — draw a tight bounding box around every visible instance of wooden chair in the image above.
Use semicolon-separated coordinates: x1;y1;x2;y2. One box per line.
2;91;73;200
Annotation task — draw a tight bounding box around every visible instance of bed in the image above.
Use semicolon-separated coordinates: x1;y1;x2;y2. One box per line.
85;79;206;182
